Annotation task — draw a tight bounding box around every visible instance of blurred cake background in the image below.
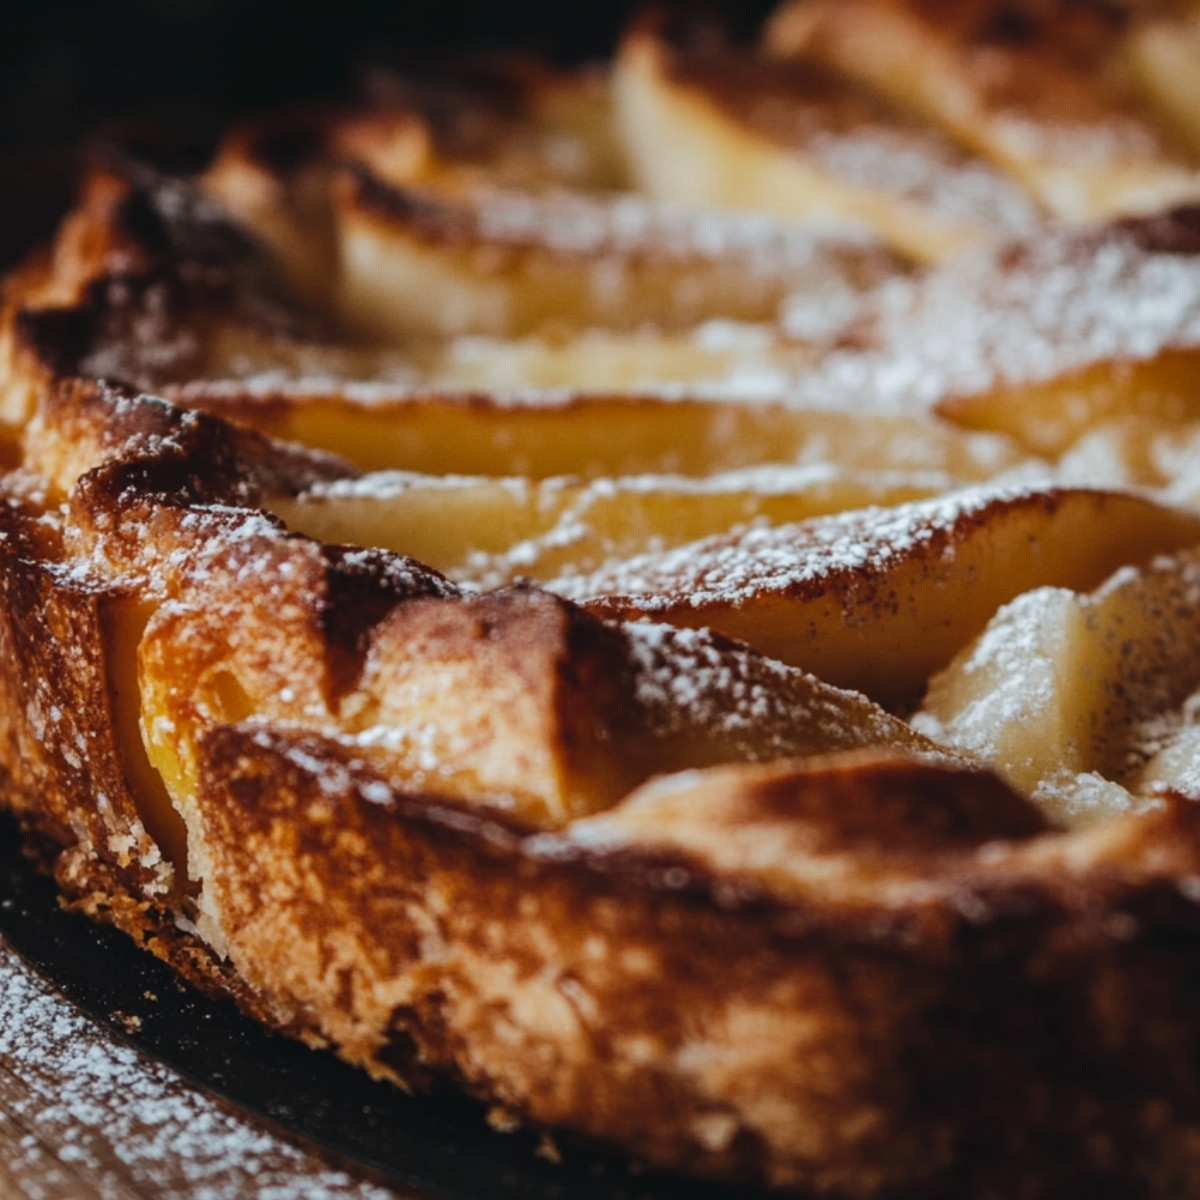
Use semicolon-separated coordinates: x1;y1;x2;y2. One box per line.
0;0;773;270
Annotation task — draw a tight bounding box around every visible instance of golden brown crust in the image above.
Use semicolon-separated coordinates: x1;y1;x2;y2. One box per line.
2;159;317;411
194;723;1200;1196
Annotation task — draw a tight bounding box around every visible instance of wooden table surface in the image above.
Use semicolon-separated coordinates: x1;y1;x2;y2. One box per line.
0;937;415;1200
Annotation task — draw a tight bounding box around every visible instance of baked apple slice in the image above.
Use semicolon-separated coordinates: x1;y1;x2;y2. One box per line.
203;59;626;308
560;486;1200;708
766;0;1200;222
918;546;1200;826
795;205;1200;460
178;386;1025;477
616;10;1040;262
332;164;900;339
270;463;945;585
1124;5;1200;160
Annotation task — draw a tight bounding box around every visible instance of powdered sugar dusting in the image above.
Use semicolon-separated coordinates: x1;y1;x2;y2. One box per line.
0;942;395;1198
624;620;917;755
786;209;1200;408
418;182;895;272
804;122;1041;234
550;485;1027;607
915;550;1200;826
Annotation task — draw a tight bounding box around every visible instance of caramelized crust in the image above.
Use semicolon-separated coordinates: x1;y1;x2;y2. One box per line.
1;158;318;423
195;724;1200;1196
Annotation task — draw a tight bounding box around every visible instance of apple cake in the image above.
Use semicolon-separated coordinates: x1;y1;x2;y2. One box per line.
6;2;1200;1196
